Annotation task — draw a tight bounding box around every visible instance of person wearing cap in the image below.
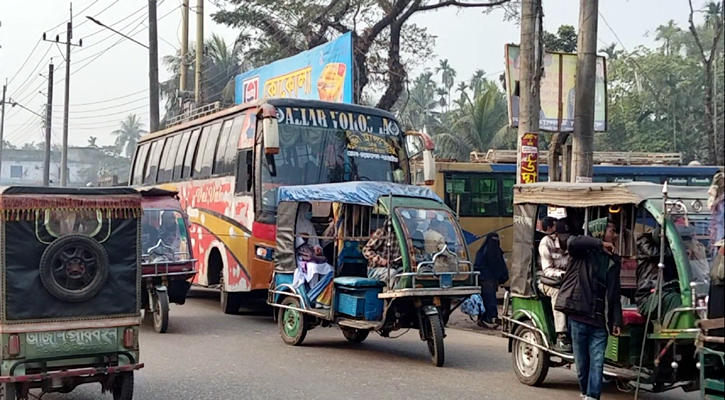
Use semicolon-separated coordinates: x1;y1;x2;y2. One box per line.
635;226;682;321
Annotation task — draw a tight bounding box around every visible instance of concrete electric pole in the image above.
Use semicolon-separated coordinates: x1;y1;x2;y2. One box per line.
0;81;6;180
516;0;543;184
571;0;599;183
148;0;160;132
180;0;189;95
44;62;54;186
195;0;203;106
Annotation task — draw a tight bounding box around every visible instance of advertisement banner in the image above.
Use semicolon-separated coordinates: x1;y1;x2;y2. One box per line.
235;32;354;104
519;132;539;184
505;44;607;132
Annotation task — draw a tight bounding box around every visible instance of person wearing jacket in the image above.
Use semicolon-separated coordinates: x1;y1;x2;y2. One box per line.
473;232;509;328
556;218;622;400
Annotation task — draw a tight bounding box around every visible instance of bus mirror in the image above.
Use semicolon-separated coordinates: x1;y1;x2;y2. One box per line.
423;150;435;185
263;117;279;155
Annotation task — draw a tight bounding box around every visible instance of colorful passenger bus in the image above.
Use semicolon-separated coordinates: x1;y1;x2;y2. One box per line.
418;161;722;260
130;99;435;313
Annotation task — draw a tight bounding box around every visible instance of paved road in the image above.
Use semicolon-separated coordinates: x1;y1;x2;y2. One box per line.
40;289;698;400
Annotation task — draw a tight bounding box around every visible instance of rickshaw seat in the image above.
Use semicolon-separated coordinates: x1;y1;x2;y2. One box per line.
622;307;646;326
334;277;385;288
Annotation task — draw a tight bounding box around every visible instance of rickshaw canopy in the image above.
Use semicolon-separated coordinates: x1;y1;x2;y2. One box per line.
275;181;443;206
139;188;182;210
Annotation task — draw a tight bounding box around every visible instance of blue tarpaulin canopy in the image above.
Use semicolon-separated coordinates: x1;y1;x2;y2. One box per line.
275;181;443;206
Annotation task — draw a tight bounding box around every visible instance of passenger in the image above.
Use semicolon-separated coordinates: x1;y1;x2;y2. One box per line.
424;217;457;273
473;232;508;329
537;217;571;352
362;220;401;285
635;226;681;321
296;202;322;255
159;212;179;248
556;218;622;400
141;212;160;253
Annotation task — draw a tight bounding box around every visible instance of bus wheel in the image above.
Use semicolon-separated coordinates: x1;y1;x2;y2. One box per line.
512;324;550;386
221;290;242;314
279;297;308;346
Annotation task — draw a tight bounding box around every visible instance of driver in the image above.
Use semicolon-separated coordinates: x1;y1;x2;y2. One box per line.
159;212;179;248
363;219;401;285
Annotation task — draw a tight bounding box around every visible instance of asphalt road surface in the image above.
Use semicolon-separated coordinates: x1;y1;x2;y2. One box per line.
39;289;699;400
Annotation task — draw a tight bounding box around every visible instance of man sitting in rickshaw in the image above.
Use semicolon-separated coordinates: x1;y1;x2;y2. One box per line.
635;226;681;321
538;217;572;352
363;219;401;285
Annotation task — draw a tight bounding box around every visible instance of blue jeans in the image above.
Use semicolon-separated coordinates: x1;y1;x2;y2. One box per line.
569;319;608;400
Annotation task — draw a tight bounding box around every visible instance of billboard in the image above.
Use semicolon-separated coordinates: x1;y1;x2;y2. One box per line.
504;44;607;132
235;32;354;104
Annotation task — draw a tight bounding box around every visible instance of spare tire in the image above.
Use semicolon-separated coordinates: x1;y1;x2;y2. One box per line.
39;234;110;303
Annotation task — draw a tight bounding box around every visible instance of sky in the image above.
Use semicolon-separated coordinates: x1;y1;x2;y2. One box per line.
0;0;705;148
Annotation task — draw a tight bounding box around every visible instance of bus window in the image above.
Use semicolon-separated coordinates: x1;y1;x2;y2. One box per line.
214;119;234;174
502;177;515;216
472;177;499;217
159;134;182;183
201;122;222;177
182;129;200;179
156;138;173;183
173;130;192;181
193;126;211;177
143;140;163;184
235;150;253;194
132;143;150;185
224;115;246;172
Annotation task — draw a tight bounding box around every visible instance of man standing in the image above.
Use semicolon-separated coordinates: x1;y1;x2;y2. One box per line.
556;218;622;400
538;217;571;352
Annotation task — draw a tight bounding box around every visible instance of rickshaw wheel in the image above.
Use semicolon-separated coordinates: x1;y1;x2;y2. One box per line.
512;324;550;386
112;372;134;400
1;383;17;400
153;291;170;334
39;234;109;303
425;313;445;367
279;297;308;346
341;328;369;343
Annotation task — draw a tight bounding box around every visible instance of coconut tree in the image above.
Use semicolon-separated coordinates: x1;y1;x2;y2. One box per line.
112;114;147;158
398;71;442;129
436;59;457;112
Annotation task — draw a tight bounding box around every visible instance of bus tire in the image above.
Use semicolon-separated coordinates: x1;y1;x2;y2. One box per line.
512;324;550;386
221;290;242;314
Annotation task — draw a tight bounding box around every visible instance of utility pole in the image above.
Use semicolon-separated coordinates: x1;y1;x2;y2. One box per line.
516;0;543;184
180;0;189;95
148;0;160;132
571;0;599;182
43;3;83;186
0;81;6;181
44;62;54;186
195;0;203;106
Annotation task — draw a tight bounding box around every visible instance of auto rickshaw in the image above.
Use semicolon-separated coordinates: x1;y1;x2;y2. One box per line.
501;181;712;394
268;182;480;367
0;186;144;400
140;188;197;333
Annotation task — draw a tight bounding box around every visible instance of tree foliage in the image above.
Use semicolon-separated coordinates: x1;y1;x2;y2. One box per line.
212;0;512;110
542;25;577;53
112;114;147;159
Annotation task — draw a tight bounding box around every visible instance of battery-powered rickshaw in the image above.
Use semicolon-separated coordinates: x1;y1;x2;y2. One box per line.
501;181;712;394
0;186;144;400
140;188;197;333
268;182;480;367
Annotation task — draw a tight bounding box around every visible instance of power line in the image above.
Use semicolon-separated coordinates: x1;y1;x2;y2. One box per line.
53;103;149;122
69;89;148;107
7;40;42;86
54;94;147;113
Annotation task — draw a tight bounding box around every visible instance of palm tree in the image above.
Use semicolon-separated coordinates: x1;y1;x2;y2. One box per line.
160;33;248;122
436;59;457;112
599;42;618;59
399;72;442;129
112;114;147;158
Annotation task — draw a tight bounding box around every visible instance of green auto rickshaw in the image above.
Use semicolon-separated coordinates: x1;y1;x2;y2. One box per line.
501;181;712;395
268;182;480;367
0;187;144;400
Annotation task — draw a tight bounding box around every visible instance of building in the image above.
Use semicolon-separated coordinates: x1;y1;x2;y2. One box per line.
0;147;117;187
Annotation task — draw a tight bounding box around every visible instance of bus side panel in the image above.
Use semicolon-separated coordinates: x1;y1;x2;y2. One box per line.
458;216;513;264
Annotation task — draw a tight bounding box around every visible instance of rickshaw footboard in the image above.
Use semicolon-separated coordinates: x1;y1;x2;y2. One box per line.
0;363;144;383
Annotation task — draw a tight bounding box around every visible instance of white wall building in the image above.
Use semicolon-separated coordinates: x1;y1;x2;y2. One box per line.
0;147;99;187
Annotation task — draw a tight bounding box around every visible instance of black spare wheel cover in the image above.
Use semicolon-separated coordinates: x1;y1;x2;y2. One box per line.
39;234;110;302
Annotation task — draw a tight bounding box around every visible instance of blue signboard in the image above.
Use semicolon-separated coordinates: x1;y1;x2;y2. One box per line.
235;32;354;105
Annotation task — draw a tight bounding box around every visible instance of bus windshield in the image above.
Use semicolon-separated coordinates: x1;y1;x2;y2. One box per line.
261;106;407;212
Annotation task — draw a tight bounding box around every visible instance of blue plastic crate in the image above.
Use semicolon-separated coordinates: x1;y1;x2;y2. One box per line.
337;292;366;318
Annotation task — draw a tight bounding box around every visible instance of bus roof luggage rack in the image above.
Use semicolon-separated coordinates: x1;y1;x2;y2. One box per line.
167;102;222;128
470;150;683;166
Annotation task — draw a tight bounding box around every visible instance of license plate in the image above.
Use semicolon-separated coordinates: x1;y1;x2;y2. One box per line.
26;328;118;357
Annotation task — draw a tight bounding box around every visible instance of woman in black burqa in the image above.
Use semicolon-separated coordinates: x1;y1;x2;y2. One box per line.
474;232;509;328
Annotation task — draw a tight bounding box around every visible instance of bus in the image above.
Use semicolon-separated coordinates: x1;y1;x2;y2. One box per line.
130;98;435;314
417;160;722;261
